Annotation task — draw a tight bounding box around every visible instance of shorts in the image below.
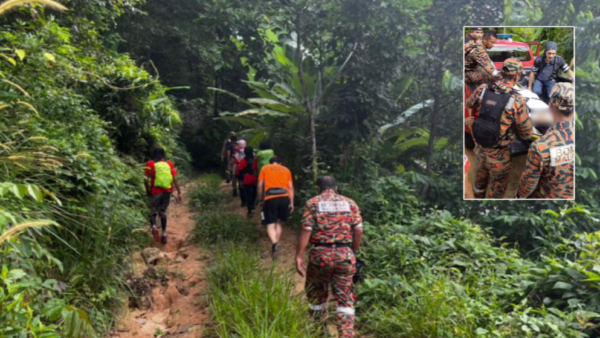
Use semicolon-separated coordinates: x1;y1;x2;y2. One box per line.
262;196;290;225
151;192;171;216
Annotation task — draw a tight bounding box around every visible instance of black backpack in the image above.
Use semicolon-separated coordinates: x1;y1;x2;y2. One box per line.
472;84;516;148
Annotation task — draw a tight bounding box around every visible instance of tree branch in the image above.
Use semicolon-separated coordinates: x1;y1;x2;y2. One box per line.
315;42;358;108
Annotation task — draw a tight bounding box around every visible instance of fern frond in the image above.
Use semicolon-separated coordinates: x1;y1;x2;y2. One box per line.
0;0;67;16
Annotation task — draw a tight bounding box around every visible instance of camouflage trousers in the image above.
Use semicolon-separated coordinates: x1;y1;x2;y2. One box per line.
465;67;501;85
474;145;511;199
306;247;356;338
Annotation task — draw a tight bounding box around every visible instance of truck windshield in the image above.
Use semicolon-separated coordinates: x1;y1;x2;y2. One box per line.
488;46;531;63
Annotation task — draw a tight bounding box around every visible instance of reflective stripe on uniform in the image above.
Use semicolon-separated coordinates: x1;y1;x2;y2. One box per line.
492;69;499;76
479;88;487;101
473;186;486;193
505;97;515;111
309;303;327;311
336;307;355;315
354;223;363;228
303;227;313;231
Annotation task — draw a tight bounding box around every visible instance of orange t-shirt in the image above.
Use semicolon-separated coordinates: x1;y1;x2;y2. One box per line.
259;164;292;201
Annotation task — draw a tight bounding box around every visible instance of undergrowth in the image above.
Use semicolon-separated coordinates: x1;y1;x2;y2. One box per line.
191;174;320;337
191;210;258;245
189;175;227;212
206;244;322;338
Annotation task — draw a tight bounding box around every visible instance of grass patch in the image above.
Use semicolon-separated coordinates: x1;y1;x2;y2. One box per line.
207;244;322;338
189;178;227;212
199;173;223;188
192;210;259;245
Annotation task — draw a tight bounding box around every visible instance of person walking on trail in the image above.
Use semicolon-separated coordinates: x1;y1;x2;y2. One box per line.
236;146;258;217
144;147;182;244
465;30;502;85
295;175;363;338
258;157;294;258
256;141;275;176
221;132;237;183
467;58;533;199
517;83;574;199
465;27;483;44
528;41;574;101
233;140;247;206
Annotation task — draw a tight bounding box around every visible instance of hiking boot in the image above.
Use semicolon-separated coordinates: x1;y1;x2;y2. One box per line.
152;226;160;243
247;211;254;218
271;243;279;260
161;233;168;245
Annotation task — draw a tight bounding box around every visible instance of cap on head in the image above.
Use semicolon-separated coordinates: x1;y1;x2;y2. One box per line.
237;139;246;148
550;83;574;114
545;41;558;53
501;58;525;76
471;27;483;32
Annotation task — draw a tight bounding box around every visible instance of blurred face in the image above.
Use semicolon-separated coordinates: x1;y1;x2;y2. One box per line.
545;50;556;62
471;31;483;42
483;36;497;49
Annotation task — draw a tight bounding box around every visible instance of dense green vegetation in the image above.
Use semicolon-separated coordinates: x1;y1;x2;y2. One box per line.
1;0;600;337
0;0;189;336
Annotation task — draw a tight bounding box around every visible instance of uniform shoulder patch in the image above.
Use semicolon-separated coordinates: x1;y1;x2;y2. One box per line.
550;144;574;166
318;201;351;213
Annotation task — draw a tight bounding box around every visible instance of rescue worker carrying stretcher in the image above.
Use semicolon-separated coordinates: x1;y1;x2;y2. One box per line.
295;175;363;338
465;30;502;85
517;83;574;199
467;58;533;199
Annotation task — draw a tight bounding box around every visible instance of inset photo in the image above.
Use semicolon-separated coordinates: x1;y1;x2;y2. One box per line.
463;27;574;200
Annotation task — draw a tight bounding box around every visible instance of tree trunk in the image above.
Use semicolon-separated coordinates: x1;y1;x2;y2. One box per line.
426;75;442;173
310;106;318;182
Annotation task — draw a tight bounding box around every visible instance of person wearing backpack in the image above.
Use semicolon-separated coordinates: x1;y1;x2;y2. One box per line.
236;146;259;217
256;141;275;176
144;147;182;244
528;41;574;102
466;58;533;199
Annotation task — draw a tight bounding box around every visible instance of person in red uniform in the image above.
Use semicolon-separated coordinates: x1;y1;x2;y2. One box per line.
296;175;363;338
236;146;258;217
144;147;182;244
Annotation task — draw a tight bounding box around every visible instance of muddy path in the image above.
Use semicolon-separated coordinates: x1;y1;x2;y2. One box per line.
110;182;209;338
110;178;343;338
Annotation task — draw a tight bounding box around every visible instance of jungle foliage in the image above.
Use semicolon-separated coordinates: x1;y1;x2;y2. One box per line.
0;0;189;336
1;0;600;337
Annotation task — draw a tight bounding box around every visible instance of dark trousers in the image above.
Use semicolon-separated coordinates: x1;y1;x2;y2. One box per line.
238;177;246;206
245;184;257;213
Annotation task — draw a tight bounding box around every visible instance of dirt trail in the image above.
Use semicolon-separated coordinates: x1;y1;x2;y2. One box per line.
110;179;339;338
110;182;209;338
221;181;304;292
221;181;342;336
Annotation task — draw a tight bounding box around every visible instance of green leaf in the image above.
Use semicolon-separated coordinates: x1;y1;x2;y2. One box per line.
15;49;25;61
43;53;56;62
553;282;573;290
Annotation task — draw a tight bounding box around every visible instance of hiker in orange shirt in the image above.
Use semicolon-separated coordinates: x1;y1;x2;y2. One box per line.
258;157;294;259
